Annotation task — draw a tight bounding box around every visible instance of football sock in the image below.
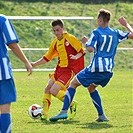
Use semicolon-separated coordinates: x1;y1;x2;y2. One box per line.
42;94;51;116
0;114;1;132
55;90;75;106
55;90;65;102
62;87;76;111
1;113;12;133
90;90;103;115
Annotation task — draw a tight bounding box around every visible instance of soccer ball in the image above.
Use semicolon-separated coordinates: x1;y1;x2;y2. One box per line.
28;104;43;119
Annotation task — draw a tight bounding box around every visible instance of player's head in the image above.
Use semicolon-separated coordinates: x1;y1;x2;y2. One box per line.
97;9;111;27
51;19;64;39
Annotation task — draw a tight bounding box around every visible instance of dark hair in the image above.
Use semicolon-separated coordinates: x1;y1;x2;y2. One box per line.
97;9;111;23
50;19;64;27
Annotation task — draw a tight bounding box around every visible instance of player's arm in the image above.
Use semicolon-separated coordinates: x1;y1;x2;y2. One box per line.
69;52;84;60
81;36;88;44
31;57;47;67
128;33;133;39
8;42;32;75
118;16;133;33
83;33;95;53
31;39;58;67
86;46;94;53
81;36;94;53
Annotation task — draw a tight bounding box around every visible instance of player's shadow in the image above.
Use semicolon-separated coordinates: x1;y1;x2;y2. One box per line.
77;122;113;130
27;119;80;125
42;119;80;125
27;120;44;124
28;119;114;130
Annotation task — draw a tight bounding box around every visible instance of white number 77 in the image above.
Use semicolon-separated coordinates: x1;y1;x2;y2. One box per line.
100;35;113;52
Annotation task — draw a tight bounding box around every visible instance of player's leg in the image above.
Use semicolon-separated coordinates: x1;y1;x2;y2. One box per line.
49;68;90;122
49;76;80;121
1;104;12;133
88;72;113;122
54;88;78;119
41;94;51;120
88;84;104;115
50;69;78;119
0;78;16;133
88;84;108;122
0;112;1;132
51;67;75;101
55;89;77;105
41;78;54;120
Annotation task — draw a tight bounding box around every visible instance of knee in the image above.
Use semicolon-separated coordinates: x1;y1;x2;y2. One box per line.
88;84;97;93
49;88;58;97
1;104;10;114
88;88;95;93
70;78;80;88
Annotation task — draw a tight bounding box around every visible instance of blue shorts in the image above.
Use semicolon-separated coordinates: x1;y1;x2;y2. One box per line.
0;78;16;105
76;68;113;88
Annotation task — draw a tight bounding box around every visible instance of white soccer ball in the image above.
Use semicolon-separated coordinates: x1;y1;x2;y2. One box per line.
28;104;43;119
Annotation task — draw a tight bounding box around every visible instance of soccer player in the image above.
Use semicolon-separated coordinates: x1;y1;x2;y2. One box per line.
118;16;133;33
0;14;32;133
49;9;133;122
31;19;85;120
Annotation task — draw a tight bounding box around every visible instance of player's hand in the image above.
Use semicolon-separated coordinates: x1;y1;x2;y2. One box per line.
81;36;88;44
30;62;36;67
118;16;127;26
69;54;77;60
25;62;32;76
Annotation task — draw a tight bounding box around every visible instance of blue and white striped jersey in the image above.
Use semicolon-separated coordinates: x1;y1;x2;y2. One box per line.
0;14;19;80
86;26;129;73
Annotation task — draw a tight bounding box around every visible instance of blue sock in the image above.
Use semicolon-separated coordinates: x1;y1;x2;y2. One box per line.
0;114;1;133
1;114;12;133
90;90;103;115
62;87;76;111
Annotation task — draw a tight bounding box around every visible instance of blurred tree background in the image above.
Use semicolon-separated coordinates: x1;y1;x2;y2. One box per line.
0;0;133;70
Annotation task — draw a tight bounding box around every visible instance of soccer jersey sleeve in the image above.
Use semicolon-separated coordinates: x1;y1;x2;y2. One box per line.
116;29;129;43
1;15;19;45
43;39;58;61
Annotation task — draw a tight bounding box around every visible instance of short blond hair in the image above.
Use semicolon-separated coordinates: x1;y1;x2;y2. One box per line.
97;9;111;23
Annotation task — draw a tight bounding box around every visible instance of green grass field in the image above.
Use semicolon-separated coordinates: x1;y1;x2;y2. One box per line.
11;71;133;133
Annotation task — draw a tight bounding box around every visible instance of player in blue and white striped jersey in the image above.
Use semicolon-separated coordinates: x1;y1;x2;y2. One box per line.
49;9;133;122
0;14;32;133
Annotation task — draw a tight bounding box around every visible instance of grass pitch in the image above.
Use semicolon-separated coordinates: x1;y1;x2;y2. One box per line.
11;71;133;133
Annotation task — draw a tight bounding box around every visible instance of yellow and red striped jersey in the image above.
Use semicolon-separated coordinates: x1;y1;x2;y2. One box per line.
43;32;85;73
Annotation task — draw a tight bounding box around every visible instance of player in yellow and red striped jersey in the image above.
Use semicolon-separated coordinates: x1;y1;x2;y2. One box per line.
31;19;85;120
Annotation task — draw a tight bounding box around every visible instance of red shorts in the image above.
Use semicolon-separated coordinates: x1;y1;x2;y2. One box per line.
49;67;75;91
